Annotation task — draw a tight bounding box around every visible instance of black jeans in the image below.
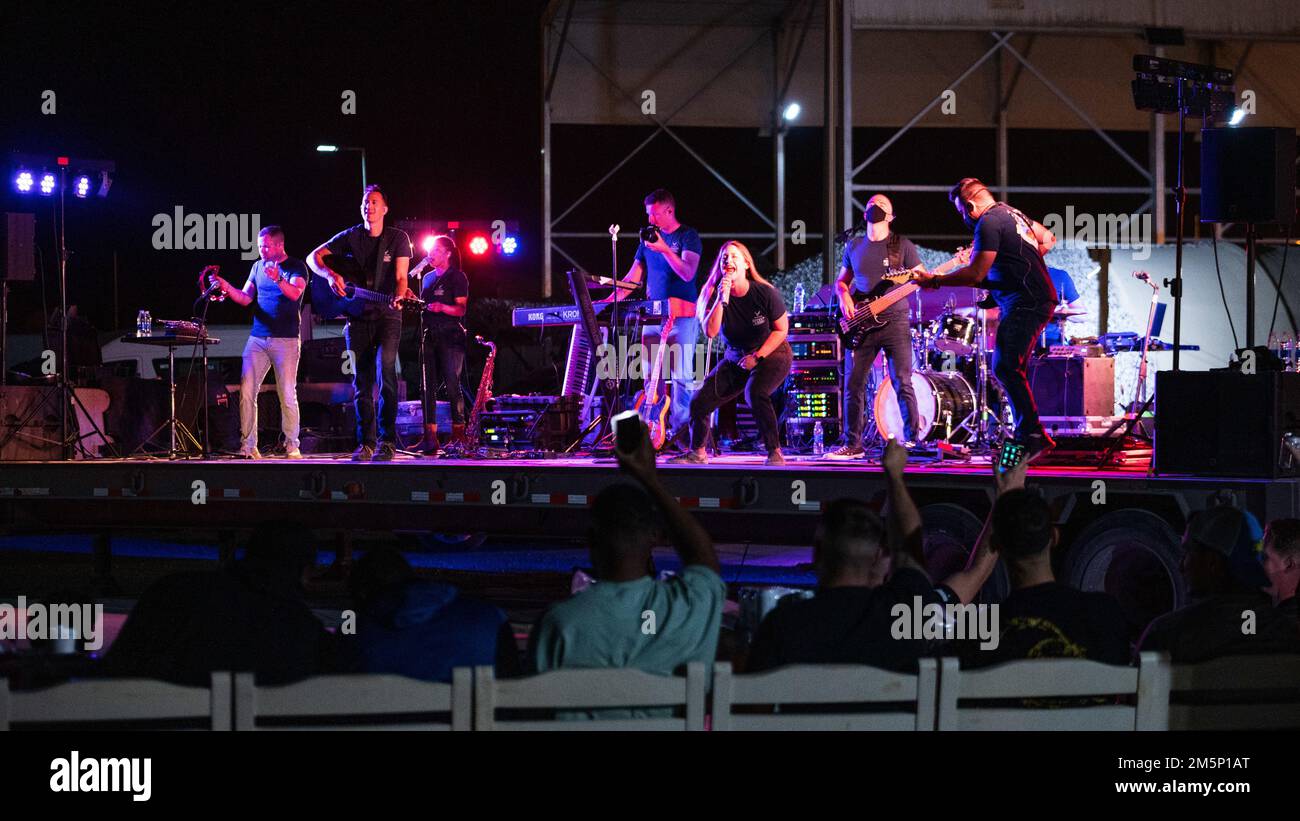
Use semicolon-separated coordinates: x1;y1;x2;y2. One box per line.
689;342;792;452
993;308;1051;440
422;324;467;425
845;314;918;443
345;309;403;446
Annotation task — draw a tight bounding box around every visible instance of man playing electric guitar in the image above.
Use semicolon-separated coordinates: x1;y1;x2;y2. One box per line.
828;195;926;458
308;184;414;462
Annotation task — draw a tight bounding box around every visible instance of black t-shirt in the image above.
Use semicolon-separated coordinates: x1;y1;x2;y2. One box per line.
840;233;922;318
746;567;946;673
324;224;412;318
1137;591;1300;663
420;267;469;332
973;203;1057;315
959;582;1130;668
721;279;786;359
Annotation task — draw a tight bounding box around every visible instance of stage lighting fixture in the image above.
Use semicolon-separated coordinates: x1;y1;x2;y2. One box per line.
14;170;34;193
74;174;92;198
782;102;801;122
316;144;339;152
1229;108;1246;126
39;173;57;196
421;234;437;254
501;236;518;255
97;170;112;198
468;236;489;255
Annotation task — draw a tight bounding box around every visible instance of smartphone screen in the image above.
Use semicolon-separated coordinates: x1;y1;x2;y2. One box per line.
998;440;1027;471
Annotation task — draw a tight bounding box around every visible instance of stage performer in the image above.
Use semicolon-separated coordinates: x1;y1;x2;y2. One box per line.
670;241;792;466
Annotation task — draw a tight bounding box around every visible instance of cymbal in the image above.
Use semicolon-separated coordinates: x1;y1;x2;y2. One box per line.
1053;306;1088;317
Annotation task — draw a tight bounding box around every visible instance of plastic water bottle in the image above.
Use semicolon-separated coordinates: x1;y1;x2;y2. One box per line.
812;420;824;456
793;282;806;314
136;309;152;337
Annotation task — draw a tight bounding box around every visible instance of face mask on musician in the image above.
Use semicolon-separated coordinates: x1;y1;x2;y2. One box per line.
865;205;889;224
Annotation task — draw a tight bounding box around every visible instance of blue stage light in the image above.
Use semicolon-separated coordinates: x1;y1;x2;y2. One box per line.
15;171;34;193
501;236;519;255
74;174;92;198
39;173;57;196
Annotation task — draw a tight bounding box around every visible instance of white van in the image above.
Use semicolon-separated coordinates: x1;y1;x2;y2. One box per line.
100;323;347;386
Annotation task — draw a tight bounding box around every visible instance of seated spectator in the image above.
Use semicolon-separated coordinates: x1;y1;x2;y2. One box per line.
1137;505;1300;662
101;520;330;685
746;439;1000;673
336;545;517;681
1262;518;1300;619
529;419;725;679
962;488;1130;668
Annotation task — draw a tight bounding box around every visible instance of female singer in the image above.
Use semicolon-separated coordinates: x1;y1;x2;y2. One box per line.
669;241;792;466
417;235;468;456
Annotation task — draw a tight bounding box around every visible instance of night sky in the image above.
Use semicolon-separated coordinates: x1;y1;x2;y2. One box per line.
2;1;545;333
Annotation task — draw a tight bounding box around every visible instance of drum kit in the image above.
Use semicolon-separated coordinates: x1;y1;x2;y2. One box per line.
867;289;1092;452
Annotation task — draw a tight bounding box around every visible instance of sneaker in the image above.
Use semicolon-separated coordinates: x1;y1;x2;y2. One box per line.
351;444;374;462
667;451;708;465
765;450;786;466
372;441;397;462
1023;432;1056;464
237;447;261;460
285;448;303;460
824;444;865;460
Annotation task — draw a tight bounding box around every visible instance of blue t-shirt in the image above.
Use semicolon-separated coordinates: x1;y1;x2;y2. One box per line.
634;225;703;302
973;203;1057;315
1042;267;1080;346
245;257;307;338
840;233;922;318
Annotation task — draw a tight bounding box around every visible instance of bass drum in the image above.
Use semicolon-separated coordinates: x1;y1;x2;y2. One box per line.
874;370;976;443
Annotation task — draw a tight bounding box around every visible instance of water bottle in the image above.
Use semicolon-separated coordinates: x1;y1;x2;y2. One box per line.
793;282;806;314
812;420;824;456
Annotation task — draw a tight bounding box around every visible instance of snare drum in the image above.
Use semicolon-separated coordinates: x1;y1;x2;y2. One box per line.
874;369;976;443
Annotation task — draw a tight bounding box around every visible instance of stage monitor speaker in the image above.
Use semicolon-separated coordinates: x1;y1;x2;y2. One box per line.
1200;127;1297;225
1;213;36;282
1028;356;1115;418
1154;370;1300;478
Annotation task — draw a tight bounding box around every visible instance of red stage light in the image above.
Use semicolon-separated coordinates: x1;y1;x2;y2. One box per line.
468;236;489;255
421;234;437;254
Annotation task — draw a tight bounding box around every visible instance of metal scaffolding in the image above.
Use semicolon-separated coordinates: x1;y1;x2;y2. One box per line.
542;1;1299;295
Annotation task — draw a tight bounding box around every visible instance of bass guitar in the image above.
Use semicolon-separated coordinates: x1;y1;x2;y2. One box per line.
632;315;675;449
837;248;969;350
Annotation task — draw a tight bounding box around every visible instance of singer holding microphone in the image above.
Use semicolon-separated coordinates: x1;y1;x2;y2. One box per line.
411;235;469;456
208;225;308;459
670;241;792;466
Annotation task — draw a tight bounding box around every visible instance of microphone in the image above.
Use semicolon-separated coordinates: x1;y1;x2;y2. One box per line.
720;269;733;304
835;221;867;243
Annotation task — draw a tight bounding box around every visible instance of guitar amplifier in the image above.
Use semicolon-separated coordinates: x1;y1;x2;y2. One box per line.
1028;356;1114;418
1155;370;1300;478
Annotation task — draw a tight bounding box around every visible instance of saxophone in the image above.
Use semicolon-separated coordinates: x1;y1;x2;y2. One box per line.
463;334;497;448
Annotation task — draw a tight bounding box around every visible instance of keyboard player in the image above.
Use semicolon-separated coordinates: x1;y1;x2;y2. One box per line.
598;188;703;449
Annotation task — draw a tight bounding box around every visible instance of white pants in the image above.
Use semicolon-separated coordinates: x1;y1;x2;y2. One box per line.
240;336;301;451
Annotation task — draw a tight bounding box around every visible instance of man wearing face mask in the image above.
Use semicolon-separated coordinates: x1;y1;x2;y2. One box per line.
828;195;926;458
915;178;1058;462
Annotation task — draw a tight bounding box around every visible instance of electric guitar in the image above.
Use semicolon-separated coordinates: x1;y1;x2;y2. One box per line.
309;255;425;319
837;248;970;350
632;315;675;449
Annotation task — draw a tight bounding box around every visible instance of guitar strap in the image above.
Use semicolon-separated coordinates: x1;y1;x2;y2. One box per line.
886;232;902;270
